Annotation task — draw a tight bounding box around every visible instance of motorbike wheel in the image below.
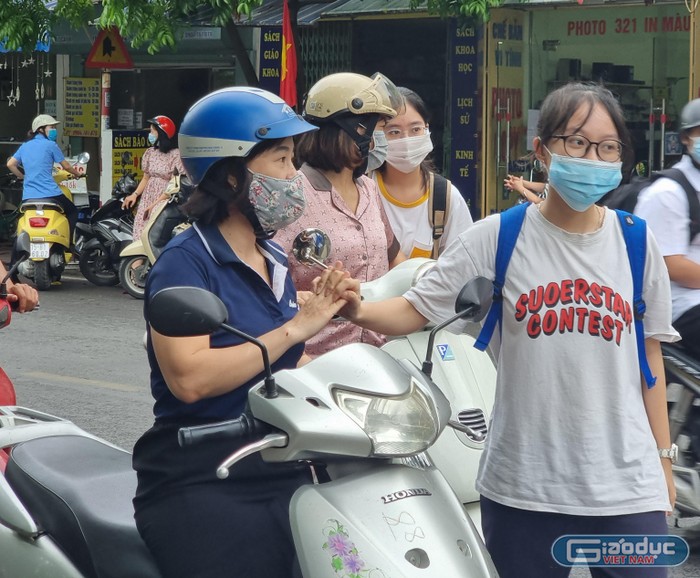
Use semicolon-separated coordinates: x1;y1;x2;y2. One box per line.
79;248;120;287
119;256;149;299
34;259;52;291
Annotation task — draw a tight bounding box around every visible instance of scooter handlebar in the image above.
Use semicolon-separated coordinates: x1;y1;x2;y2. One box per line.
178;414;271;448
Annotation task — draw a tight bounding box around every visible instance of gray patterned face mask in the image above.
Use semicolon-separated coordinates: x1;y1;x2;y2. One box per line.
367;130;389;172
247;170;306;232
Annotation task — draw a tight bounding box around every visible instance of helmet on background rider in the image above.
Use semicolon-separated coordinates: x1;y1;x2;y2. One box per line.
301;72;402;174
31;114;60;134
680;99;700;133
179;86;317;186
146;115;177;140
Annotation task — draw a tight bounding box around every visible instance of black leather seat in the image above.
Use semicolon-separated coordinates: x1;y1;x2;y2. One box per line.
6;435;161;578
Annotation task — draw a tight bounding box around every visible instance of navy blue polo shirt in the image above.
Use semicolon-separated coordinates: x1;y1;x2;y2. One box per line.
144;222;304;421
12;135;65;200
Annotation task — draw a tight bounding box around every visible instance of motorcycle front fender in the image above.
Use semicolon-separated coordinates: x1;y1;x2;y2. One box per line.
119;240;145;258
291;463;497;577
81;237;104;253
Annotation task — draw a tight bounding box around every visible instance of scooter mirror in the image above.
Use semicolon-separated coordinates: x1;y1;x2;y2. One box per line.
14;231;31;261
292;228;331;269
454;276;493;323
76;152;90;165
147;286;228;337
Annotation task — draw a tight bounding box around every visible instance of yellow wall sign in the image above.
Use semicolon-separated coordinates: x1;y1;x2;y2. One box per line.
63;77;100;138
111;130;149;187
85;27;133;69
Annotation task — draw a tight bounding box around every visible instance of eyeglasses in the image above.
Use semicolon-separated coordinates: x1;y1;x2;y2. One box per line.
552;134;623;162
384;125;429;141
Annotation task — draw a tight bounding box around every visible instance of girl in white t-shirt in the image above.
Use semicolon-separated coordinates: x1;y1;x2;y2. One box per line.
369;87;473;258
321;82;679;578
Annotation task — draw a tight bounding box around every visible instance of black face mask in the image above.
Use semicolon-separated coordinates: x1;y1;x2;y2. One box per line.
333;114;380;178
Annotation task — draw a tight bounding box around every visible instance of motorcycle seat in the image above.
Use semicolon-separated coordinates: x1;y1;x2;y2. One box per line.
20;201;65;213
662;343;700;396
6;434;162;578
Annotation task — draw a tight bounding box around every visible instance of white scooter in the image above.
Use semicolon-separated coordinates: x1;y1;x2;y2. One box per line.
292;229;497;529
0;239;497;576
147;283;499;577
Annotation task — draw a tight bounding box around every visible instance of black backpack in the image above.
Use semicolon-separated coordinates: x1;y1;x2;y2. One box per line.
601;168;700;243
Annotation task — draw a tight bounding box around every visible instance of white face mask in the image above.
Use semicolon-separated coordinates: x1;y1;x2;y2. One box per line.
386;132;434;173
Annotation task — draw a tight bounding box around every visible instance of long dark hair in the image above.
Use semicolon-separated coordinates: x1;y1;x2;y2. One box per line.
154;127;176;154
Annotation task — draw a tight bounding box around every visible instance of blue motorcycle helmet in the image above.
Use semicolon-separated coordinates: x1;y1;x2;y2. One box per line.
179;87;317;186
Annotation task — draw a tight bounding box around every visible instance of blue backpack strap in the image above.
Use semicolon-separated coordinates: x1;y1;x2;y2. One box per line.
475;203;529;351
615;209;657;388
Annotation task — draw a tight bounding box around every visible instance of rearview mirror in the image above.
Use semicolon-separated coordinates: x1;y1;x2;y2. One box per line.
147;286;227;337
454;277;493;323
292;228;331;269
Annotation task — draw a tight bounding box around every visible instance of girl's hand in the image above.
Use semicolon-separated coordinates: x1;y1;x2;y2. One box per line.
662;459;676;514
296;291;313;307
503;174;524;194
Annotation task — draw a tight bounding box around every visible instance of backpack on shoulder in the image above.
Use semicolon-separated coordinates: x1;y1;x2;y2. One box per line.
601;168;700;243
474;203;657;388
427;173;452;259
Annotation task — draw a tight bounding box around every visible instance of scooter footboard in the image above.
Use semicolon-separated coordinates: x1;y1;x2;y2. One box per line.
290;463;497;577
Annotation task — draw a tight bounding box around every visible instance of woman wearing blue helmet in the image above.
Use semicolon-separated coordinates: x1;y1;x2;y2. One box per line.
132;87;350;578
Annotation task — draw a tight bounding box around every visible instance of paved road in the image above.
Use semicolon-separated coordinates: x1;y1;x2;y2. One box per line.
2;264;699;575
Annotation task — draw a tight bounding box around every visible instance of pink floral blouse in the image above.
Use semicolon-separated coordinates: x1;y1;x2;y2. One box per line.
134;147;186;239
274;164;400;357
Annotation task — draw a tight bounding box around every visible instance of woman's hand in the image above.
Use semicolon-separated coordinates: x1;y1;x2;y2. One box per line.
122;193;139;210
7;282;39;313
296;290;313;307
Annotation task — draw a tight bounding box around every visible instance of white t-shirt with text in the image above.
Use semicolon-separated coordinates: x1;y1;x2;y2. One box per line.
405;204;678;515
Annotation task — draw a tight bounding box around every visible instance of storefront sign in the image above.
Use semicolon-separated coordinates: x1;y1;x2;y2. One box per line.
448;21;480;217
64;77;100;138
258;26;282;95
111;130;149;187
565;13;690;36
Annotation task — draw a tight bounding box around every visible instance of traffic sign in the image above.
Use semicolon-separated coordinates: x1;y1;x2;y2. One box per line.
85;27;133;69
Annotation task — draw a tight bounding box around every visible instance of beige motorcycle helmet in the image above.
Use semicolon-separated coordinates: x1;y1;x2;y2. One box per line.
302;72;402;175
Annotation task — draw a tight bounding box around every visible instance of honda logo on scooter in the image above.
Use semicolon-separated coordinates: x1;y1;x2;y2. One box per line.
381;488;432;504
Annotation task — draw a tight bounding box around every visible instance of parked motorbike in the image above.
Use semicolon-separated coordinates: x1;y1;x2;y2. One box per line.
75;171;136;287
15;152;90;290
0;235;162;578
119;173;191;299
146;283;499;577
292;228;497;529
664;342;700;541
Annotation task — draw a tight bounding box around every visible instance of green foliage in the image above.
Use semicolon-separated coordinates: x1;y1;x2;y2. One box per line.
413;0;505;20
1;0;500;55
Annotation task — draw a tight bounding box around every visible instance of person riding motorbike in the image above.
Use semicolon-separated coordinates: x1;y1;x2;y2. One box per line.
132;87;350;578
6;114;83;242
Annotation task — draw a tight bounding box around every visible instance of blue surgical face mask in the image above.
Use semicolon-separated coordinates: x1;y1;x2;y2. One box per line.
367;130;388;172
148;133;157;145
690;137;700;163
47;128;58;142
546;149;622;212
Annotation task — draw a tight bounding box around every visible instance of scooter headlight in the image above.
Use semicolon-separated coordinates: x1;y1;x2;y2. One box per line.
334;380;438;456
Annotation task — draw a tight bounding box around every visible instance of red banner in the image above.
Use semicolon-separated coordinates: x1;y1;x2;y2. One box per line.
280;0;298;107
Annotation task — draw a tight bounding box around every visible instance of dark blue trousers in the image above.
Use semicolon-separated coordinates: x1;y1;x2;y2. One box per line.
481;495;669;578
